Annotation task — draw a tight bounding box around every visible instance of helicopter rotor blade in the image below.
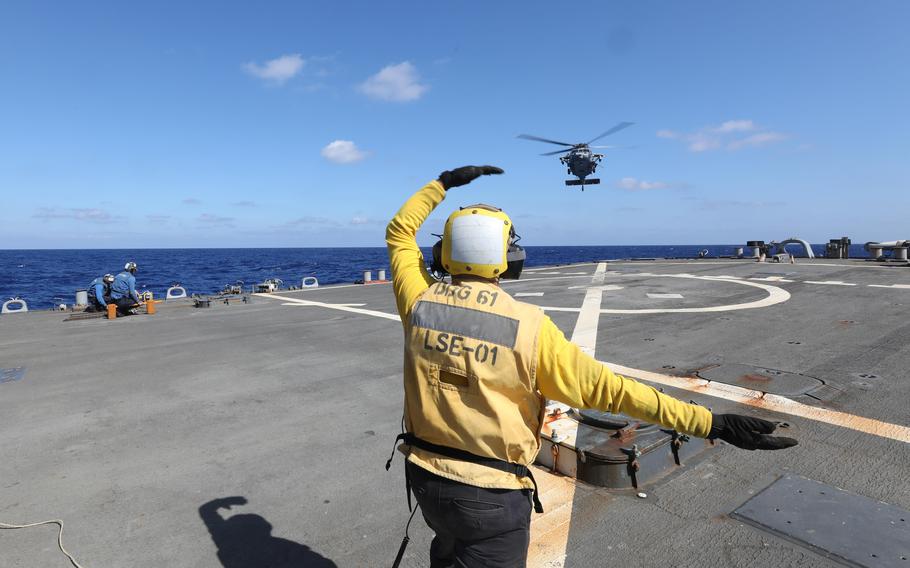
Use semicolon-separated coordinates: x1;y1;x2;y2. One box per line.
541;148;574;156
587;122;634;144
517;134;575;146
589;145;637;149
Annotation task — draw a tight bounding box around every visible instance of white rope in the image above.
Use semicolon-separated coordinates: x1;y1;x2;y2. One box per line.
0;519;85;568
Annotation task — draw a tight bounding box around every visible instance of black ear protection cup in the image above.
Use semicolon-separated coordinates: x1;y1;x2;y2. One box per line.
430;238;445;275
501;225;525;280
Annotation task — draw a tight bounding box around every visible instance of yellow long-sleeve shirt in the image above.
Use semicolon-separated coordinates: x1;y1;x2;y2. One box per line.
386;180;712;456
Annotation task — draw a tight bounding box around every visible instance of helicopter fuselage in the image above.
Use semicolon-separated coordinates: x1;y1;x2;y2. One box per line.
560;147;603;180
517;122;632;189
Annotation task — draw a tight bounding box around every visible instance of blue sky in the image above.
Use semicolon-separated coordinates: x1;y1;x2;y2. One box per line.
2;1;908;248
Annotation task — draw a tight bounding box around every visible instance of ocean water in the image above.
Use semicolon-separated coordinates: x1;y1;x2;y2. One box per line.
0;245;868;310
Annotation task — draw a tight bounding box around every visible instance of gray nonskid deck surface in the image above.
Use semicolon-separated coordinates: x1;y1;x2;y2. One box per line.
1;259;909;567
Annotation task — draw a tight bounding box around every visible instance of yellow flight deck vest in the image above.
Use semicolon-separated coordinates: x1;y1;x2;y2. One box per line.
403;279;544;491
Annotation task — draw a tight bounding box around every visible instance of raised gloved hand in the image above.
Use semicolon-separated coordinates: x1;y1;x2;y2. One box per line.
709;413;798;450
438;165;504;190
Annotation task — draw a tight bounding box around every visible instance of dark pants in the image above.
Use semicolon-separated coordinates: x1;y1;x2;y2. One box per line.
406;461;532;568
86;295;111;313
112;296;137;315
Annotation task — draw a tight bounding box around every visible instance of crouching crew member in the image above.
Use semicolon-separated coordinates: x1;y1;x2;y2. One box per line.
86;273;114;312
111;261;142;315
385;166;798;568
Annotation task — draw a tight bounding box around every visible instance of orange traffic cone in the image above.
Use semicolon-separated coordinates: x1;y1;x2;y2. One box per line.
107;304;117;319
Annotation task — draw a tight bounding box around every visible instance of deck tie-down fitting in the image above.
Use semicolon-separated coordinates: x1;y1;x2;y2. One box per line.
166;285;187;301
660;429;690;466
2;298;28;314
620;444;642;489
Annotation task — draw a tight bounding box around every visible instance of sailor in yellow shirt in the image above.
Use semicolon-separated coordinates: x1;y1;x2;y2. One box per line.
386;165;797;568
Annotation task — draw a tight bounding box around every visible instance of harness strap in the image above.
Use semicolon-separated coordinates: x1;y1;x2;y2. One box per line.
386;433;544;513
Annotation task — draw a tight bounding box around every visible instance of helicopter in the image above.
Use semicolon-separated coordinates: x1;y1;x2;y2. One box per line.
518;122;634;189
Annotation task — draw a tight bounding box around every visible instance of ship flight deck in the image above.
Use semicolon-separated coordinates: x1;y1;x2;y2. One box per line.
2;258;909;567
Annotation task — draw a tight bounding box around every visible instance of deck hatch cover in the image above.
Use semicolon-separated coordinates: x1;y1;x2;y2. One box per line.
697;364;822;396
0;367;25;384
732;475;910;567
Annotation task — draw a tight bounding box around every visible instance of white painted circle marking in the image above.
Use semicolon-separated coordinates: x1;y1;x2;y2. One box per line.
540;273;790;314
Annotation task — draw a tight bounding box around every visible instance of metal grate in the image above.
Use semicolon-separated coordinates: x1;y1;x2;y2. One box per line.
732;475;910;567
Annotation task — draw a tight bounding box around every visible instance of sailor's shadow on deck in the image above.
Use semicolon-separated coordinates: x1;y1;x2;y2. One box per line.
199;497;337;568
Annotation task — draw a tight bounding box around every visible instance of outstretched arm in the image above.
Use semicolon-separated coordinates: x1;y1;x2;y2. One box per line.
536;316;797;450
536;317;711;437
94;284;107;306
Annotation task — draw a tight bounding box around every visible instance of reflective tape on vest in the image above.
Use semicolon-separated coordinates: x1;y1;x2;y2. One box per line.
411;301;519;348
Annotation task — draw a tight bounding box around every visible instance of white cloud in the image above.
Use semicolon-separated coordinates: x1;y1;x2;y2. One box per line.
276;216;340;230
616;177;670;191
657;119;786;152
687;132;722;153
243;54;305;85
197;213;235;226
350;216;373;225
182;197;201;205
321;140;368;164
728;132;787;149
699;199;786;211
359;62;428;102
146;214;171;224
712;120;755;133
33;207;115;223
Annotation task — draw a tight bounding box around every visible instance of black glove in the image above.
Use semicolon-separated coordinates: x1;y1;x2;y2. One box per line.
438;165;504;190
709;413;798;451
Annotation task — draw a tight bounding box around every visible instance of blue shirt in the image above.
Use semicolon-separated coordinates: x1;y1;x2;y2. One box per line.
88;276;108;306
111;271;140;303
